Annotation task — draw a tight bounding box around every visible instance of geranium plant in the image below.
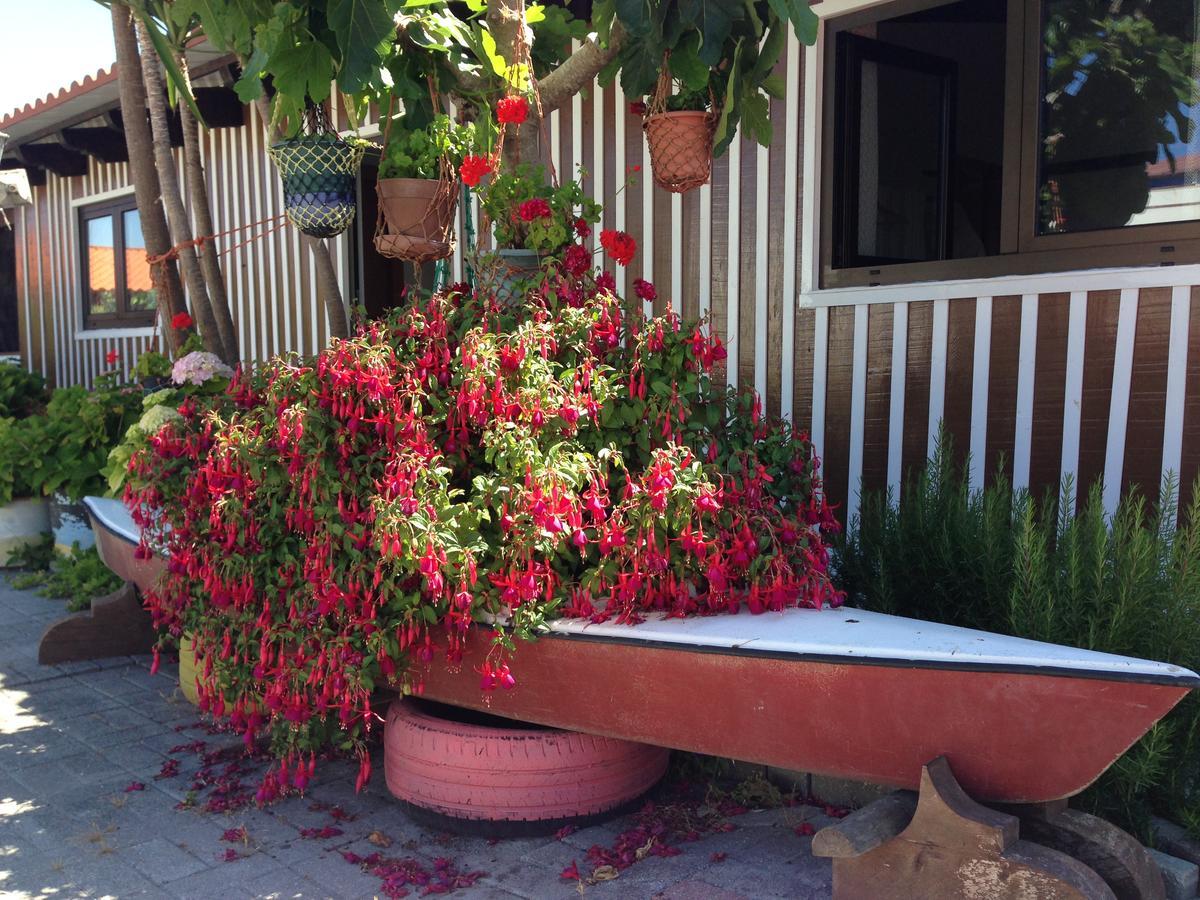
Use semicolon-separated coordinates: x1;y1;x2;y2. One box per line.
478;163;601;253
35;380;143;502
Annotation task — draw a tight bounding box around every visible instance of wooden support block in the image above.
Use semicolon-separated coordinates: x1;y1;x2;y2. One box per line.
1005;803;1166;900
811;790;917;858
813;757;1116;900
38;582;156;665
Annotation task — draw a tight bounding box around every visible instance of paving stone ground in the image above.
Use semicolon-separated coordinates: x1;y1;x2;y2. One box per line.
0;578;834;899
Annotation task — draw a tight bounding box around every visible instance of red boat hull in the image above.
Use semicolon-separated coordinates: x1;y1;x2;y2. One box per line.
90;512;165;594
414;630;1189;804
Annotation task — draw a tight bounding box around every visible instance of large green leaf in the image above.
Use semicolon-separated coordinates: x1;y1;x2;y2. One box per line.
767;0;819;44
617;41;661;98
711;38;743;155
677;0;733;66
271;40;335;105
740;91;772;146
234;46;269;102
668;32;709;91
328;0;396;95
613;0;653;37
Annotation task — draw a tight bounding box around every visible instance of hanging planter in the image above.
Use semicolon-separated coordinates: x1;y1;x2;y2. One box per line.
373;109;471;264
269;105;366;239
642;62;716;194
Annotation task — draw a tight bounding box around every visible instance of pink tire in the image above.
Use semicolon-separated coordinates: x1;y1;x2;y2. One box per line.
384;697;670;836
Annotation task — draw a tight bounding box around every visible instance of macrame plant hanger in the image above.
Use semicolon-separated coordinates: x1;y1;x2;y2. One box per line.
268;101;365;238
643;55;717;194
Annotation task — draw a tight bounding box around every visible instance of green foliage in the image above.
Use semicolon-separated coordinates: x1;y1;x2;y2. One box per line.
34;381;144;503
133;351;173;382
103;390;187;496
0;363;48;419
479;164;602;252
6;533;54;570
0;416;49;505
11;543;124;614
379;114;477;180
835;436;1200;838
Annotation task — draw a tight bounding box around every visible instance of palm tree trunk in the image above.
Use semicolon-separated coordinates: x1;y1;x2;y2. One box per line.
133;18;227;362
110;4;186;354
176;53;239;364
249;95;350;341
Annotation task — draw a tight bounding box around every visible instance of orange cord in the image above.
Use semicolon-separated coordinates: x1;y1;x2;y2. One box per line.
147;212;289;266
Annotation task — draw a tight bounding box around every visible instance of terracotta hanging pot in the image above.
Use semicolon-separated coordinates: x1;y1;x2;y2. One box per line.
374;177;458;263
643;110;714;194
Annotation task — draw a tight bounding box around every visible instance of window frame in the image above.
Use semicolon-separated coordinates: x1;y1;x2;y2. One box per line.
78;196;156;330
819;0;1200;289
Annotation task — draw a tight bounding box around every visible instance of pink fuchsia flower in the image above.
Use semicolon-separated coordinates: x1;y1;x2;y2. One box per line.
171;351;234;386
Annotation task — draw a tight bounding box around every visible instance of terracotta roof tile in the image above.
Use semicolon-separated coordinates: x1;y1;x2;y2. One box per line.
0;65;119;131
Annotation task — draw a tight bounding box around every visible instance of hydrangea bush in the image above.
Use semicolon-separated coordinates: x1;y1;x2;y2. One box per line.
125;261;841;798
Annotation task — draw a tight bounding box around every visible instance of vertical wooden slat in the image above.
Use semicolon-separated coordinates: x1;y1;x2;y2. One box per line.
1059;292;1088;492
886;301;908;497
926;299;949;455
1012;294;1040;491
793;306;816;432
1161;285;1192;487
1122;287;1172;502
725;141;741;390
1179;286;1200;513
986;295;1023;486
943;298;976;465
1076;291;1120;506
861;303;894;497
846;303;869;522
823;305;856;515
968;297;992;491
1028;292;1070;497
780;33;802;420
900;301;933;485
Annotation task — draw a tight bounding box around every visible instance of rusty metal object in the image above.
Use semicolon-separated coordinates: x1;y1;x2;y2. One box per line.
814;757;1116;899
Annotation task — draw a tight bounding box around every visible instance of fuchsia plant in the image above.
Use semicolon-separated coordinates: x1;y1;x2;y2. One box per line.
125;258;842;799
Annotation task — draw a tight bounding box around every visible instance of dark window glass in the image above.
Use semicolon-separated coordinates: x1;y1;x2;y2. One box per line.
1037;0;1199;235
833;0;1008;269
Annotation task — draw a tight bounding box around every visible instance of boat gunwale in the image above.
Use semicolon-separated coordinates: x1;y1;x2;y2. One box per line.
542;629;1200;689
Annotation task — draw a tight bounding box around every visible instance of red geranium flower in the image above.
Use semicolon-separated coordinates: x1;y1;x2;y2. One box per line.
628;100;647;117
172;311;194;330
563;243;590;278
496;96;529;125
518;198;552;222
573;218;591;238
105;350;119;365
599;229;637;266
633;278;656;302
460;154;492;188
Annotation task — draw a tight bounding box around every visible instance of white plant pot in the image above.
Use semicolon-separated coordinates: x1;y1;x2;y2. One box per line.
49;493;95;555
0;497;50;565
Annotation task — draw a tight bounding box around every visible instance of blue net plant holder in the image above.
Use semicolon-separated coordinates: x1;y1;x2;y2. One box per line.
268;104;366;239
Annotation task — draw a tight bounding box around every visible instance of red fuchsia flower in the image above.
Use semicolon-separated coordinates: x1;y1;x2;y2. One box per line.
599;230;637;266
561;861;582;881
629;100;647;117
496;95;529;125
172;311;194;330
518;198;552;221
106;350;120;365
633;278;656;302
460;154;492;187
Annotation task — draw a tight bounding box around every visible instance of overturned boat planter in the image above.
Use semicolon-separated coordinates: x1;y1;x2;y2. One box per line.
412;608;1198;806
38;497;164;665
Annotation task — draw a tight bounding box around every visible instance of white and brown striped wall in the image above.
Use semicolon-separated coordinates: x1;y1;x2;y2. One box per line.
12;22;1200;518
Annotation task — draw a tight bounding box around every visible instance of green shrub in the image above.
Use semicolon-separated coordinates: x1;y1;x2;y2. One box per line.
34;381;143;502
835;437;1200;839
0;363;49;419
0;416;49;505
10;543;123;613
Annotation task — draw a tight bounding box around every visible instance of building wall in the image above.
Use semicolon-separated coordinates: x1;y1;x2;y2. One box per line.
11;33;1200;519
11;101;348;391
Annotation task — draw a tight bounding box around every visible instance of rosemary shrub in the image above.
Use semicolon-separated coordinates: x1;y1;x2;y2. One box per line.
835;438;1200;840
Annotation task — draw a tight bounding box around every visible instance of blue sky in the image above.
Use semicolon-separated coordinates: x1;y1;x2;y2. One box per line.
0;0;115;119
